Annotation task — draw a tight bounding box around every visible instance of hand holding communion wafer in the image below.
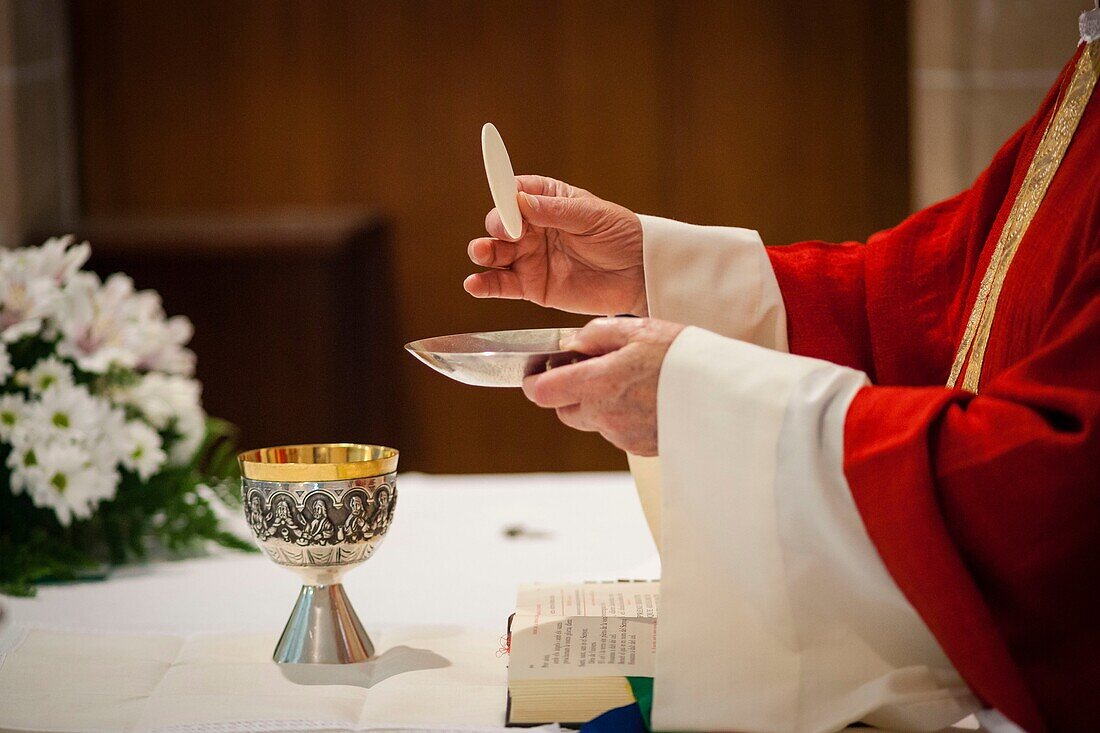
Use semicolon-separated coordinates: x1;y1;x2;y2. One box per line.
464;173;647;317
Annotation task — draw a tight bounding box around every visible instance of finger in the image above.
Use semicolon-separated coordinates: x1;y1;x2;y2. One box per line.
463;270;524;299
555;404;599;432
522;360;601;408
514;175;592;199
468;237;518;268
487;176;595;239
517;192;609;235
485;207;522;242
561;317;645;356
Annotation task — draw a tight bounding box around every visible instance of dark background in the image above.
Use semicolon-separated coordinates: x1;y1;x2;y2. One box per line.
64;0;910;472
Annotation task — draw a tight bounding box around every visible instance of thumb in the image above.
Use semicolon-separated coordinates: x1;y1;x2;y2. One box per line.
518;192;607;234
560;317;644;356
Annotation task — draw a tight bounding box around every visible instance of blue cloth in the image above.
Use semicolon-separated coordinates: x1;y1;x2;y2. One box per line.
580;702;648;733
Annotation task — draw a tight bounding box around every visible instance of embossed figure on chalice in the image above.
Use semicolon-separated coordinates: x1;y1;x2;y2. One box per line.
370;487;393;532
246;494;266;539
239;443;399;664
340;493;369;542
303;496;336;543
267;497;303;545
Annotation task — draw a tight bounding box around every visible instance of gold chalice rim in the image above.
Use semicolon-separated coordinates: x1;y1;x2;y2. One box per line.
238;443;399;482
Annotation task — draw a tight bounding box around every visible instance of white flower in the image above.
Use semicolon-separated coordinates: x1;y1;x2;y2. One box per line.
18;442;118;526
117;420;166;480
54;272;196;376
124;286;196;375
0;236;88;344
6;456;35;495
6;441;33;472
38;236;91;285
170;405;206;466
16;355;75;394
0;393;27;442
55;272;141;373
30;383;110;441
117;372;201;429
114;372;206;465
0;268;58;343
134;314;196;375
0;342;11;384
7;236;91;287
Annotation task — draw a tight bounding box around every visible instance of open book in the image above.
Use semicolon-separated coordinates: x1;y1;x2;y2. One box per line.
505;580;659;727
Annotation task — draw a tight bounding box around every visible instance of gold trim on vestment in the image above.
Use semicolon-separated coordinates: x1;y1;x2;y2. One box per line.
947;41;1100;393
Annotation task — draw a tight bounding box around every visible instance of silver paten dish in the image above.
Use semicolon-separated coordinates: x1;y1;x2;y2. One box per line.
405;327;586;387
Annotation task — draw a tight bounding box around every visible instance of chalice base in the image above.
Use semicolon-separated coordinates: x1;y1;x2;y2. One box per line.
274;583;375;664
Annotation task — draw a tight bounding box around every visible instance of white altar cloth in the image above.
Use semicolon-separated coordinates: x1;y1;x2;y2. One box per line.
0;472;661;733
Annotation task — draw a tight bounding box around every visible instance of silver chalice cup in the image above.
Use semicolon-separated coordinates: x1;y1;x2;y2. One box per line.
239;443;398;664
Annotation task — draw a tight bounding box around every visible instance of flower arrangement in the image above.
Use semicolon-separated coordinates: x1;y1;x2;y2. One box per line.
0;237;251;596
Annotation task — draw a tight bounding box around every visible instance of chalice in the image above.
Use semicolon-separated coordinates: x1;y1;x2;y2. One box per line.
238;443;398;664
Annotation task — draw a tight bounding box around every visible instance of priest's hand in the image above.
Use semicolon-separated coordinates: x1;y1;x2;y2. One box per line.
522;317;684;456
465;175;647;316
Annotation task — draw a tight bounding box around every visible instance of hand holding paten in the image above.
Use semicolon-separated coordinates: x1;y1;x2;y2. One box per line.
521;317;684;456
465;175;647;316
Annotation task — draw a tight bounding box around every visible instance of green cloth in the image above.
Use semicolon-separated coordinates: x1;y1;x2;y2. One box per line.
626;677;653;731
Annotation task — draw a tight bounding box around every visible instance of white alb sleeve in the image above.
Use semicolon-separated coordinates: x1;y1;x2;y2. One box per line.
651;327;979;733
630;214;792;550
639;214;786;349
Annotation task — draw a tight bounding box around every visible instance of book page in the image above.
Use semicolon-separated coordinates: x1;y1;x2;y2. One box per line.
515;581;659;619
510;581;659;681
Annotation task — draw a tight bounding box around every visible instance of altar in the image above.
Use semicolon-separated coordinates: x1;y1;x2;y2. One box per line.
0;472;661;733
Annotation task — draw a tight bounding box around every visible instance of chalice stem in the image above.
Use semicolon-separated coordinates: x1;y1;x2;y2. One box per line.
274;583;375;664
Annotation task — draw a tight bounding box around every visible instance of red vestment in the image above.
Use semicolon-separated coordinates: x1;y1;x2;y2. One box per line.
765;45;1099;732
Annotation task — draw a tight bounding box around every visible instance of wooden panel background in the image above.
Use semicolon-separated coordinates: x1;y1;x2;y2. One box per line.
68;0;909;473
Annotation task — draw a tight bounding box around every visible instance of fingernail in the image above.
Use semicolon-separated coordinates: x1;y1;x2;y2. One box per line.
559;333;576;348
521;192;540;210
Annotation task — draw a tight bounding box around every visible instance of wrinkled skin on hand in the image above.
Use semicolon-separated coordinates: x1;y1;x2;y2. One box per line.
465;175;647;317
521;317;685;456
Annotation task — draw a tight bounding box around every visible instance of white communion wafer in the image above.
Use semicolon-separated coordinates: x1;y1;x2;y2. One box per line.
481;122;524;240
